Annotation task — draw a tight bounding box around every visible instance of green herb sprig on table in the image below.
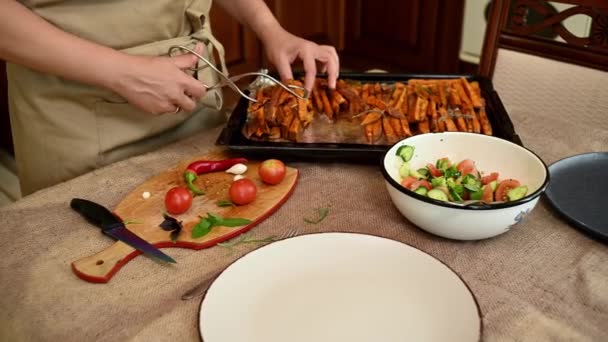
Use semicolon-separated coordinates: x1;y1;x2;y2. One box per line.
217;233;278;249
192;213;252;239
304;207;329;224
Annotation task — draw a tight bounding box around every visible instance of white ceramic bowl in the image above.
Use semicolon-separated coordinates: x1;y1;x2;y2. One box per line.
382;132;549;240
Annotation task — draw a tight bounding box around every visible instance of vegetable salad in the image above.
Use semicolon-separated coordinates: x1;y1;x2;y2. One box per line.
395;145;528;204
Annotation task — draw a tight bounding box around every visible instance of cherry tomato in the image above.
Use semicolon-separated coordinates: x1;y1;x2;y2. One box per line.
258;159;287;185
229;178;257;205
164;186;192;215
457;159;478;177
401;176;418;189
495;179;521;202
481;172;499;185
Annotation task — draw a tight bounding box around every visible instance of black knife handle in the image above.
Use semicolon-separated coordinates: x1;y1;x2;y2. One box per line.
70;198;121;230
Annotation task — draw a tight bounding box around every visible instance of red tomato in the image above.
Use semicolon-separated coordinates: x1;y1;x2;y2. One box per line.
258;159;287;185
481;172;499;185
401;176;418;189
427;163;443;177
229;178;257;205
457;159;478;177
164;187;193;215
409;180;432;191
481;184;494;203
494;179;521;202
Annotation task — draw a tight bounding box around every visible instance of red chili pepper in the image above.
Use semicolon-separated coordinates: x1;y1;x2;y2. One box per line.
183;158;248;195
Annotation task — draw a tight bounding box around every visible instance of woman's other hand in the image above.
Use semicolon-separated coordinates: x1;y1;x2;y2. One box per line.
263;29;339;91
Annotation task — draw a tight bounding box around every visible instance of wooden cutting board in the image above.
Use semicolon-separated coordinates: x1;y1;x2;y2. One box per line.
71;154;298;283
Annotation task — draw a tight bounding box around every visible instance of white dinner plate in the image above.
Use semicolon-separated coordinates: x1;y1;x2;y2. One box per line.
199;233;481;342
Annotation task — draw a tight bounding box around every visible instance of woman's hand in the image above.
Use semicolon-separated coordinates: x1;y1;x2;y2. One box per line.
263;29;339;91
110;43;208;115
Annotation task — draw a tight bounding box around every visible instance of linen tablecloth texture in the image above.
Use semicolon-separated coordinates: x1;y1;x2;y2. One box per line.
2;71;608;341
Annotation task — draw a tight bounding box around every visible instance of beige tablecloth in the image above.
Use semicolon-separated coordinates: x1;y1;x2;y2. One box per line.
1;96;608;341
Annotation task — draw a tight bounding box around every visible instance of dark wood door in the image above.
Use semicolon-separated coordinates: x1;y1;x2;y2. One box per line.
261;0;344;71
266;0;343;47
342;0;465;73
209;5;261;75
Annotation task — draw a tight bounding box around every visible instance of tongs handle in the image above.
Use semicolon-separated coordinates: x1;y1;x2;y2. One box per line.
168;45;309;103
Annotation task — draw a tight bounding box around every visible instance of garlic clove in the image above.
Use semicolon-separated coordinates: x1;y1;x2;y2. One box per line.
233;174;246;181
142;191;151;199
225;163;248;175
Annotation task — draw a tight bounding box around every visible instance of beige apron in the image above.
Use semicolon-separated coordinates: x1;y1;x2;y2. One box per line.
7;0;228;195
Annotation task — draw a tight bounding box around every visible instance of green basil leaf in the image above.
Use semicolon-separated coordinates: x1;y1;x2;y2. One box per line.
207;213;223;225
192;218;213;239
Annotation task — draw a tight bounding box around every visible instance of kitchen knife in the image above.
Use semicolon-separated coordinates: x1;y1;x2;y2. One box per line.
70;198;176;264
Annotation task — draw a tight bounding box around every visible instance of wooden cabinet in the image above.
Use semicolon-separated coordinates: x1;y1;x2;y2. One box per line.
266;0;344;48
209;0;465;75
209;0;345;75
342;0;465;73
209;5;261;75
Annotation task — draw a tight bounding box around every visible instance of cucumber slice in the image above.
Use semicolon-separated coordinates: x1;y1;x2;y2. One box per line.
428;189;448;202
417;168;430;178
470;189;483;201
414;187;428;196
464;184;480;193
396;145;415;162
488;180;498;192
399;162;410;178
431;176;447;188
507;186;528;201
449;187;463;202
410;168;426;180
435;158;451;171
462;174;479;186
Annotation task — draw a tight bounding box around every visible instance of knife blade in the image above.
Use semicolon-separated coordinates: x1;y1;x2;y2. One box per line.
70;198;176;264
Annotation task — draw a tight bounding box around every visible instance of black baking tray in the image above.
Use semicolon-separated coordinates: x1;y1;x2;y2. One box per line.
215;73;522;163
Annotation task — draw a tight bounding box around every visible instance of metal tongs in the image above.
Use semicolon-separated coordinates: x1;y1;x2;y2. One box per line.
168;45;309;103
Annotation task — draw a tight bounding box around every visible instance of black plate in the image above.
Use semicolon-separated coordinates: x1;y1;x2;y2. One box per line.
545;152;608;243
216;73;523;163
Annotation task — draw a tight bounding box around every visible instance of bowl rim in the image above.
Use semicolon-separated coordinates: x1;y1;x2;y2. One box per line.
381;132;551;211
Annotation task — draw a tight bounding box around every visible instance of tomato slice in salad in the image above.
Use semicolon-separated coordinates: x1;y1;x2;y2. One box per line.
481;184;494;203
495;179;521;202
426;163;443;177
401;176;418;189
481;172;499;185
457;159;478;177
409;180;432;191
